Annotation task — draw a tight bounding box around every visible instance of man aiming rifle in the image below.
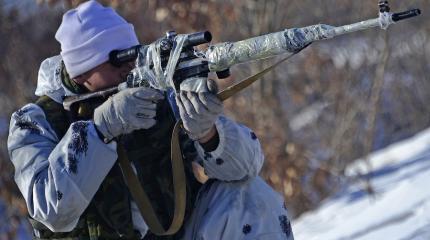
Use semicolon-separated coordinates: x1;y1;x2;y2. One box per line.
7;1;294;239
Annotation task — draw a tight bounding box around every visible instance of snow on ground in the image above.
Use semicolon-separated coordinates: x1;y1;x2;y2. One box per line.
292;127;430;240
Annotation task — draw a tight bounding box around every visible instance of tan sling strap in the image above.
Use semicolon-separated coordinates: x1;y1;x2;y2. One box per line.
117;46;308;236
216;52;301;101
117;120;186;235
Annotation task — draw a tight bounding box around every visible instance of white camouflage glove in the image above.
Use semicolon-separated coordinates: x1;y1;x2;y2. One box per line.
94;87;164;141
176;79;223;140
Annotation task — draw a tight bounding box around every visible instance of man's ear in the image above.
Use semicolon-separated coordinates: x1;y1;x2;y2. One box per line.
73;75;87;85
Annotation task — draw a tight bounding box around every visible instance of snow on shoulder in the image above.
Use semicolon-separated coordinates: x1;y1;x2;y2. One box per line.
293;128;430;240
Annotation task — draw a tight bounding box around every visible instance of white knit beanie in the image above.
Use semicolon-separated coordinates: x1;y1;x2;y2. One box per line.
55;0;139;78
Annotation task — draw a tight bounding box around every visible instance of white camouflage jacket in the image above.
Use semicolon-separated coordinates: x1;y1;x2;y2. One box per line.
8;56;293;239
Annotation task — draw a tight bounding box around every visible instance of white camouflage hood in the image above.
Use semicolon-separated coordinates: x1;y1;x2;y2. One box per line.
35;55;77;104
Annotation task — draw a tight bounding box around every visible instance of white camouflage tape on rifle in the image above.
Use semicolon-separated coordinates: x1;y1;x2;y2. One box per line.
206;10;400;72
129;35;188;90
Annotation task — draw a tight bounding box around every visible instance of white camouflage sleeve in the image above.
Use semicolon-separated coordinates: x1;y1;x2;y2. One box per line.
7;104;118;232
194;115;264;181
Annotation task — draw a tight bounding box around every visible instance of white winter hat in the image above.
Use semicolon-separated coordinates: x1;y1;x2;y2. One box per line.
55;0;139;78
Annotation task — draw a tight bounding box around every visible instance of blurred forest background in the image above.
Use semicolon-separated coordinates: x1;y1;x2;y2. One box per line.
0;0;428;238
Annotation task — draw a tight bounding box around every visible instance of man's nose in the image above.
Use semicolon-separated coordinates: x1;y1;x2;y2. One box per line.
119;62;135;80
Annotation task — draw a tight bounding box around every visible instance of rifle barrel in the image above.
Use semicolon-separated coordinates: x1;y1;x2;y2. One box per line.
206;7;421;72
392;9;421;22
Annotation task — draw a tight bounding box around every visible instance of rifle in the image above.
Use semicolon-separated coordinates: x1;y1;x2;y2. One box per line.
63;1;420;110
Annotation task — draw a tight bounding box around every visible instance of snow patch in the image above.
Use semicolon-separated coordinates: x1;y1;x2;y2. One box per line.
293;127;430;240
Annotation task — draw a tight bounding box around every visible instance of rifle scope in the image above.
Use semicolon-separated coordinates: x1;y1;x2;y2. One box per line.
108;31;212;67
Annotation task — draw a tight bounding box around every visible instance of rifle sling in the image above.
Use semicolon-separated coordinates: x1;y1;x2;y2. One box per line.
217;46;309;101
117;45;309;236
117;120;186;236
